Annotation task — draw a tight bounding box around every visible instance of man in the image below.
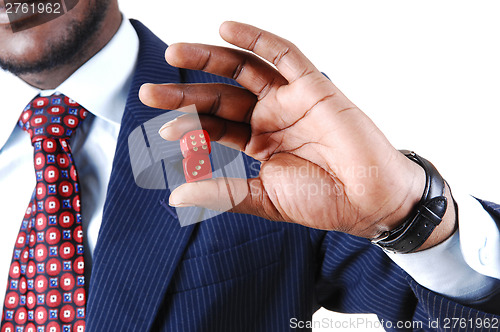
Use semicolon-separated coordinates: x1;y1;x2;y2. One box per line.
0;0;498;331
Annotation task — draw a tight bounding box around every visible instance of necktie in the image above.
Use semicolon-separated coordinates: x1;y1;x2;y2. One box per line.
1;93;88;332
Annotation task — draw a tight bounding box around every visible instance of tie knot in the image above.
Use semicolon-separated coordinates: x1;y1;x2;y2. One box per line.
18;93;89;144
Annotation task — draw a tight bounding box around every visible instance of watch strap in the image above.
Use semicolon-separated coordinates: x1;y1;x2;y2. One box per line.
371;150;447;253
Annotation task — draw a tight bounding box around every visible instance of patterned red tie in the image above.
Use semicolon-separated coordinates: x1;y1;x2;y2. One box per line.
1;93;88;332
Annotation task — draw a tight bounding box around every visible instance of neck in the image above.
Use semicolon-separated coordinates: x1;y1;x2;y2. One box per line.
20;7;122;90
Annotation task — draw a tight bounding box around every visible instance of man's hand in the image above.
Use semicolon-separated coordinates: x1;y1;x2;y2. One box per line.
139;21;455;244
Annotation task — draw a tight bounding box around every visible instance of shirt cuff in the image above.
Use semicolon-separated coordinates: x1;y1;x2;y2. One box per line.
384;190;500;303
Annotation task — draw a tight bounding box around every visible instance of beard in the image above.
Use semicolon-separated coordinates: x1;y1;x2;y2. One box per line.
0;0;111;75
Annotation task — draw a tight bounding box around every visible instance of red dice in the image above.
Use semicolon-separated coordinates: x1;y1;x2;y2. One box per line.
182;155;212;182
180;130;213;183
180;129;211;158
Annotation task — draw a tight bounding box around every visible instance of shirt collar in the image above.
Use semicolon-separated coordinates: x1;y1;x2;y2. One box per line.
0;16;139;149
0;71;38;149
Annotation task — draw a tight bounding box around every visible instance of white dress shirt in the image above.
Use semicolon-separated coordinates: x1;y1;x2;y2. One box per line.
388;189;500;303
0;16;139;313
0;15;498;315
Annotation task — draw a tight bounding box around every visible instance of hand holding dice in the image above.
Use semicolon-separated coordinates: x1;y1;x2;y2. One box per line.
180;130;212;183
140;21;456;249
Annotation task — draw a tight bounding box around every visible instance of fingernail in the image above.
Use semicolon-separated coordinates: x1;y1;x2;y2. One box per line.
168;199;192;208
158;118;177;135
169;202;191;207
169;192;192;207
139;83;152;92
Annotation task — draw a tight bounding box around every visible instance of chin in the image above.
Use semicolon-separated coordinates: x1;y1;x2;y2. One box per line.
1;32;45;60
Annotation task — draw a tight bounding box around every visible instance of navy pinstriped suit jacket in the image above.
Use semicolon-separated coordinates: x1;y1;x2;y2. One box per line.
83;20;500;331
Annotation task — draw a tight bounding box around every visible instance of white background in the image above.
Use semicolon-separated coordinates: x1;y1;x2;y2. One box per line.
120;1;500;330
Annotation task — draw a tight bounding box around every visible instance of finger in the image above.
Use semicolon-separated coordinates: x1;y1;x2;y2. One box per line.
139;83;257;123
169;177;284;222
159;114;251;151
219;21;318;83
165;43;288;97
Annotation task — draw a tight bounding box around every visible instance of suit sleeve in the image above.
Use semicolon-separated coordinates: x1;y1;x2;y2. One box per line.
386;188;500;306
311;229;500;331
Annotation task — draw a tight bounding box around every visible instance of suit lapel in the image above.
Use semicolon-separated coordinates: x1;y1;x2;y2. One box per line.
85;20;196;332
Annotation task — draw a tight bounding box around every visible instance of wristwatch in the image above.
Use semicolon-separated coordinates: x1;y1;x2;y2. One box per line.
371;150;448;253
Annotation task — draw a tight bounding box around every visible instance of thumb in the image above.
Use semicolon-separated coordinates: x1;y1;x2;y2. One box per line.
169;177;283;221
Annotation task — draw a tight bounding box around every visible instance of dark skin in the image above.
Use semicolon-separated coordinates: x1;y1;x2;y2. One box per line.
0;1;455;249
140;22;457;249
